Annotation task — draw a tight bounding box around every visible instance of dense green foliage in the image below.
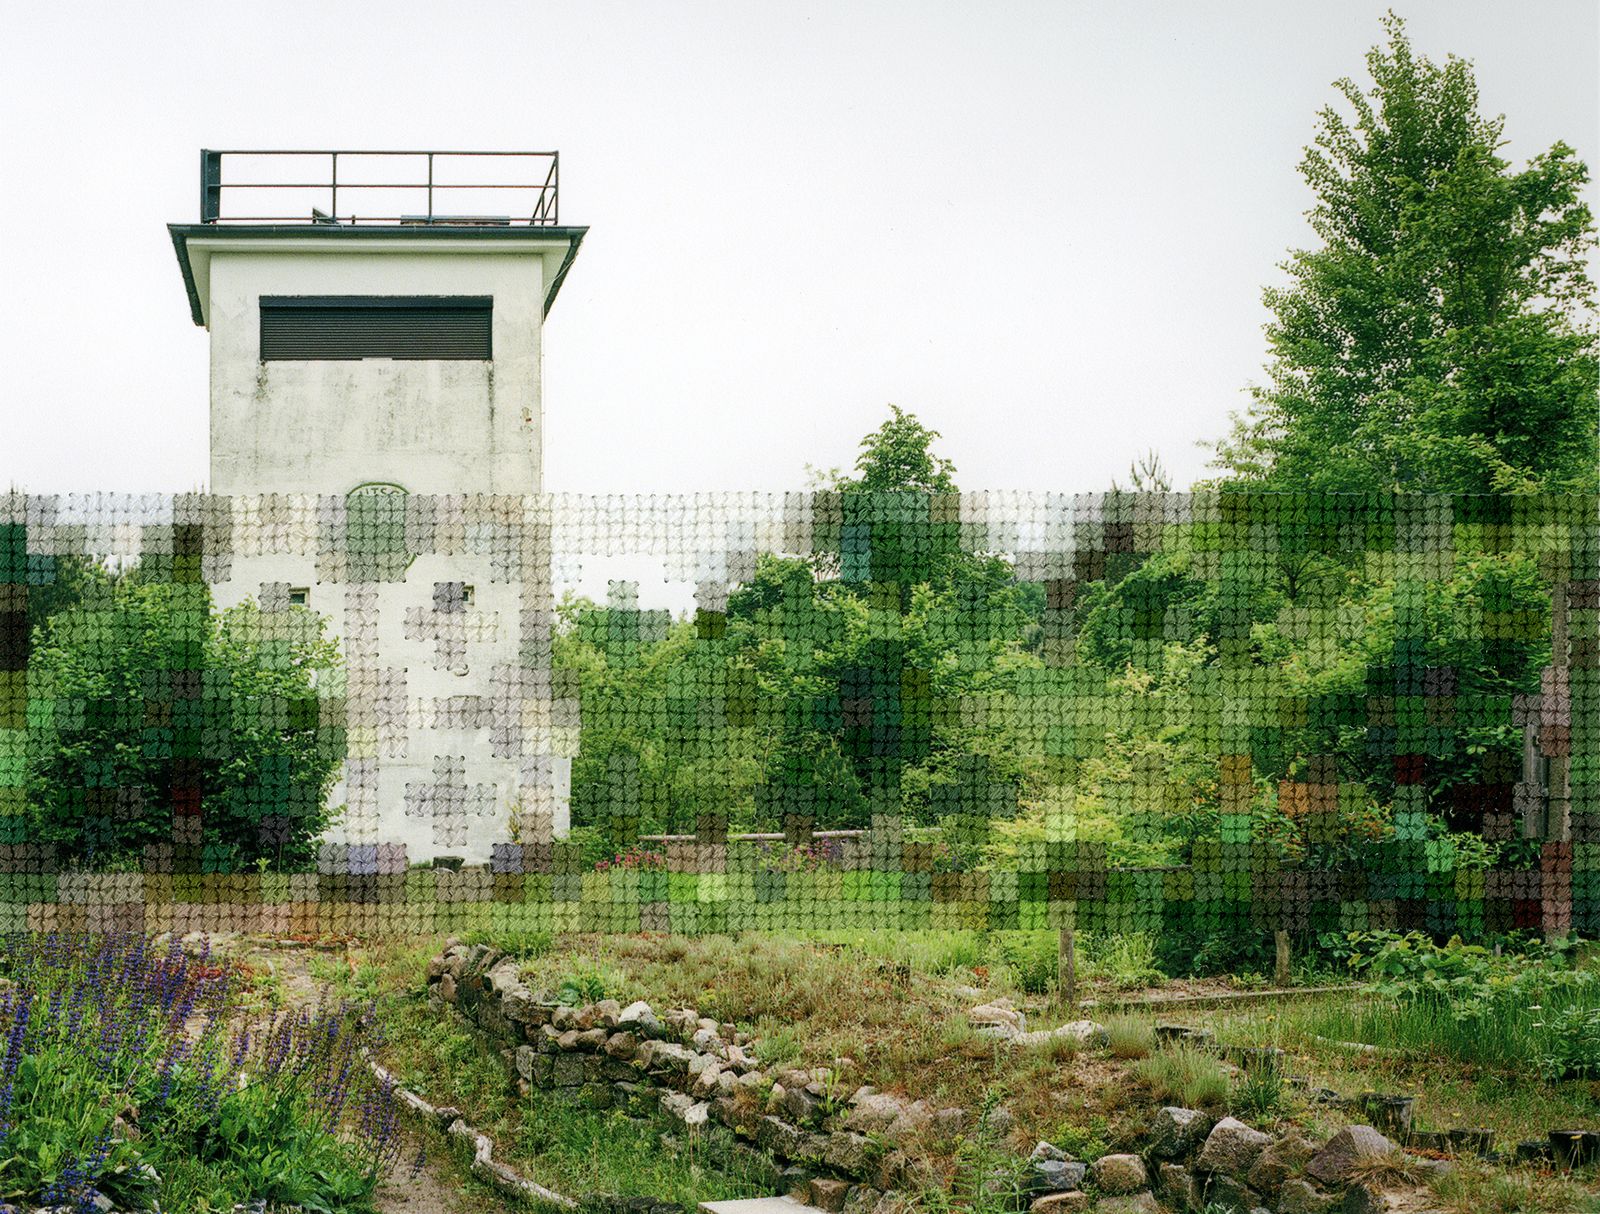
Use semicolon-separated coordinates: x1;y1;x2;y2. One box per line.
561;410;1046;850
1209;14;1597;494
1314;930;1600;1077
24;572;344;870
0;933;400;1213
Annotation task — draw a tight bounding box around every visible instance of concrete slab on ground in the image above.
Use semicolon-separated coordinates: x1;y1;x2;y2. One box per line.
700;1198;825;1214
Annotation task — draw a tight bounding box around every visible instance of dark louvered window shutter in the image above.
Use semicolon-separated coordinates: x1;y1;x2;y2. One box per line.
259;296;493;360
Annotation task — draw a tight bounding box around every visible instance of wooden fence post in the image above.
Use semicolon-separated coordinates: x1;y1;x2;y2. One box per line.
1274;930;1291;987
1058;925;1077;1010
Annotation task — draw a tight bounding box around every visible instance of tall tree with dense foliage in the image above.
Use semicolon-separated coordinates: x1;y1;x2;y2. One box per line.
1210;13;1597;494
25;577;344;870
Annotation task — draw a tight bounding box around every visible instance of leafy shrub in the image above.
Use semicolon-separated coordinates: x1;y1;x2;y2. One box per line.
1082;931;1164;989
1535;1005;1600;1079
0;932;400;1212
983;931;1058;994
1156;922;1279;978
24;578;344;870
753;1025;802;1067
554;964;616;1006
753;839;845;874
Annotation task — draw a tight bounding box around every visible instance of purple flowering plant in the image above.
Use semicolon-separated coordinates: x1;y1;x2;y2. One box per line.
0;932;403;1213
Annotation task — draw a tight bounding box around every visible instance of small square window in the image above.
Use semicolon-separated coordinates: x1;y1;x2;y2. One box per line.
461;585;475;607
288;587;311;607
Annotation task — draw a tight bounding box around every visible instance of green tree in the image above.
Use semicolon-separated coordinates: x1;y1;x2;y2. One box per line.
24;579;344;870
1210;13;1597;494
830;404;959;495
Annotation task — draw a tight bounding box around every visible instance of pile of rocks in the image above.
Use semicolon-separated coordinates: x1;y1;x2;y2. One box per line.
1084;1110;1448;1214
427;943;1455;1214
431;940;931;1213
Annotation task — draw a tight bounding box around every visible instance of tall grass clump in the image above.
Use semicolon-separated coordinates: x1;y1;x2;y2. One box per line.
1105;1015;1154;1060
1134;1045;1229;1111
0;931;402;1213
1231;1055;1285;1121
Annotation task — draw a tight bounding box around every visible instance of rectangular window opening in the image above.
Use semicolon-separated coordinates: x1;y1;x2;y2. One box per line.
288;587;311;607
260;296;493;361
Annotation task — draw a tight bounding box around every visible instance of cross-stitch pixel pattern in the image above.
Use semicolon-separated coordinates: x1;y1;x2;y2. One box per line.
0;491;1593;940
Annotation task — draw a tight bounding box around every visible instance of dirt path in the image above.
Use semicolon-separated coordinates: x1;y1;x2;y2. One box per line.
230;936;497;1214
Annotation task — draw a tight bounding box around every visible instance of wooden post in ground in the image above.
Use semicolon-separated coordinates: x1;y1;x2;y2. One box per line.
1058;925;1077;1011
1545;578;1573;941
1274;930;1291;987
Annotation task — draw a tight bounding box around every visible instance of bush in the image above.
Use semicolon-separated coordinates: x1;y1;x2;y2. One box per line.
23;578;344;870
1082;931;1165;989
0;932;400;1212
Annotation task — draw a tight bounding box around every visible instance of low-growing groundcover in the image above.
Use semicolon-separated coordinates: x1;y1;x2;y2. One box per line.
0;933;404;1213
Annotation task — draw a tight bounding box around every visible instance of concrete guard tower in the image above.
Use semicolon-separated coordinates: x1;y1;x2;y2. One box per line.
169;150;586;863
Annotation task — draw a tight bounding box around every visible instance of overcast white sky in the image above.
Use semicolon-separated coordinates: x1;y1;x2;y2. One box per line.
2;0;1595;498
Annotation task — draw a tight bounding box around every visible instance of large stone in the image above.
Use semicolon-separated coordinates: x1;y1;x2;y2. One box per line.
486;961;523;995
552;1054;586;1087
664;1008;703;1040
1087;1154;1147;1195
693;1027;724;1052
501;988;540;1023
437;972;457;1003
618;1000;662;1036
1095;1195;1159;1214
638;1039;696;1076
1196;1117;1274;1179
968;998;1027;1040
1341;1185;1390;1214
1275;1179;1336;1214
1305;1127;1396;1188
1247;1132;1313;1195
1203;1173;1258;1213
824;1131;882;1177
1027;1159;1086;1193
605;1031;638;1059
1157;1162;1200;1212
842;1185;883;1214
514;1044;537;1082
1013;1020;1109;1050
1149;1107;1214;1160
780;1084;825;1124
809;1178;850;1212
844;1092;933;1141
1030;1141;1068;1163
1027;1194;1090;1214
756;1114;809;1159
